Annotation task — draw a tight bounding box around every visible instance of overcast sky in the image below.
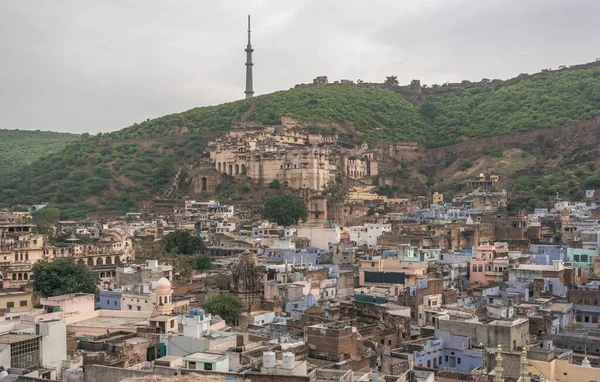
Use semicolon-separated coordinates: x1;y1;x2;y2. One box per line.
0;0;598;134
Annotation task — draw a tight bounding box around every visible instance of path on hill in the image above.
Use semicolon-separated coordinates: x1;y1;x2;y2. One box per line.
241;97;267;121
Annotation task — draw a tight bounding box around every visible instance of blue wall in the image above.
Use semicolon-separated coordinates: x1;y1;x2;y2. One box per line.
99;290;122;310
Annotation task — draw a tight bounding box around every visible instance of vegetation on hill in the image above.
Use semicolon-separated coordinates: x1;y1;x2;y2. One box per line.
1;62;599;217
0;130;80;174
420;67;600;146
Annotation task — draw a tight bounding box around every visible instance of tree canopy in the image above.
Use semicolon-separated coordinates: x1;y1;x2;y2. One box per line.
162;230;206;255
204;293;244;323
33;258;100;297
193;254;212;271
261;195;308;226
384;75;399;87
31;207;60;235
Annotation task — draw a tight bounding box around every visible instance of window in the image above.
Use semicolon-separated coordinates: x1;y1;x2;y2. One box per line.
427;360;431;368
10;338;40;368
449;356;456;368
204;363;213;371
7;302;14;308
458;358;461;364
20;300;27;307
472;265;477;272
582;255;589;263
128;305;132;310
114;301;117;306
445;356;448;362
574;255;580;262
137;306;141;311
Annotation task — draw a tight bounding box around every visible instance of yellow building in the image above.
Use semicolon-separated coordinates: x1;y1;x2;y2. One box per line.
432;192;444;204
0;291;33;313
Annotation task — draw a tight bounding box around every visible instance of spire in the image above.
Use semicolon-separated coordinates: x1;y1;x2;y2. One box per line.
493;344;504;382
244;14;254;99
519;346;530;382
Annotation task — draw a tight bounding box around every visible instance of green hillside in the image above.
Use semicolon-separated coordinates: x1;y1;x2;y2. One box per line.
0;130;80;174
1;62;599;217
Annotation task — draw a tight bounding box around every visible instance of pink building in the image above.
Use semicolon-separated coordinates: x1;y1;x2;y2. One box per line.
470;245;505;287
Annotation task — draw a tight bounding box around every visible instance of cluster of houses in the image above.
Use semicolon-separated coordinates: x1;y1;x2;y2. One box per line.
3;191;600;382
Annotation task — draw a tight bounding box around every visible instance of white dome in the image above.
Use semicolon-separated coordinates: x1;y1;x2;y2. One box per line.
157;277;171;290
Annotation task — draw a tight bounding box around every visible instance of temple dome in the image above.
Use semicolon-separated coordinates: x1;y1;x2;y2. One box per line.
157;277;171;290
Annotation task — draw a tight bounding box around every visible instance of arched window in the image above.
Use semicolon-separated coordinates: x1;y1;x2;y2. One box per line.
106;257;112;265
235;164;239;175
96;258;103;266
478;265;483;272
12;274;16;280
17;273;22;280
115;256;121;264
23;273;28;280
87;258;94;266
472;265;477;272
217;162;221;172
241;164;246;174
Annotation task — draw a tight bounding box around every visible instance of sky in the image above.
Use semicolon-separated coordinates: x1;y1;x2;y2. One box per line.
0;0;598;134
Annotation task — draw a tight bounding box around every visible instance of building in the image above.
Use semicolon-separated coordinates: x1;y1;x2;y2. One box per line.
306;322;364;362
466;173;499;189
182;351;229;371
0;290;32;312
349;223;391;248
470;244;507;287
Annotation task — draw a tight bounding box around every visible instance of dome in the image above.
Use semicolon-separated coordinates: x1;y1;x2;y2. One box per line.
156;277;171;290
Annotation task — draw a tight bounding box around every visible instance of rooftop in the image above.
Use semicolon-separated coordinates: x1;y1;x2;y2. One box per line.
0;333;40;344
69;316;148;328
184;352;227;360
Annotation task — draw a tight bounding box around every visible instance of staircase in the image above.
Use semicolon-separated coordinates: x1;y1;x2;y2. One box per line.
528;363;549;381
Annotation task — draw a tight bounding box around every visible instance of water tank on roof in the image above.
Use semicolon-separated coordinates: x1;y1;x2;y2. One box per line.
282;352;295;369
263;351;276;368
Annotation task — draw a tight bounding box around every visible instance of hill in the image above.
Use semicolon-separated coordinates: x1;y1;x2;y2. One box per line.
1;62;599;217
0;130;80;174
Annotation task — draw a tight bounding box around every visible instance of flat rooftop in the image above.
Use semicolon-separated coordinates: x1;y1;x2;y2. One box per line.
149;315;176;322
184;352;226;360
69;316;148;328
0;291;29;297
0;333;40;344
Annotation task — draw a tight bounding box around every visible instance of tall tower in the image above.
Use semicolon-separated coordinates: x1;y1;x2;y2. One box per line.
244;15;254;99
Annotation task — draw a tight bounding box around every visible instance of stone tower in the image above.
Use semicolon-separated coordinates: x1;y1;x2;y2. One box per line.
244;15;254;99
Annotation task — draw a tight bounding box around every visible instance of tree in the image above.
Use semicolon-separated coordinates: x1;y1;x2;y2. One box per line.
204;293;244;323
410;79;421;89
193;254;212;271
269;179;281;190
162;230;205;255
31;207;60;234
261;195;308;226
33;259;100;297
323;179;348;204
384;75;399;87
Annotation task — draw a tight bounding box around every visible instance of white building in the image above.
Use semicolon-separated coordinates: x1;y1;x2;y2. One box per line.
348;223;392;247
296;226;341;250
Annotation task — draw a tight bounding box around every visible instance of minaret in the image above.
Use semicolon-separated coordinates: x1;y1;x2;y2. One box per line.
493;344;504;382
244;15;254;99
518;346;531;382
